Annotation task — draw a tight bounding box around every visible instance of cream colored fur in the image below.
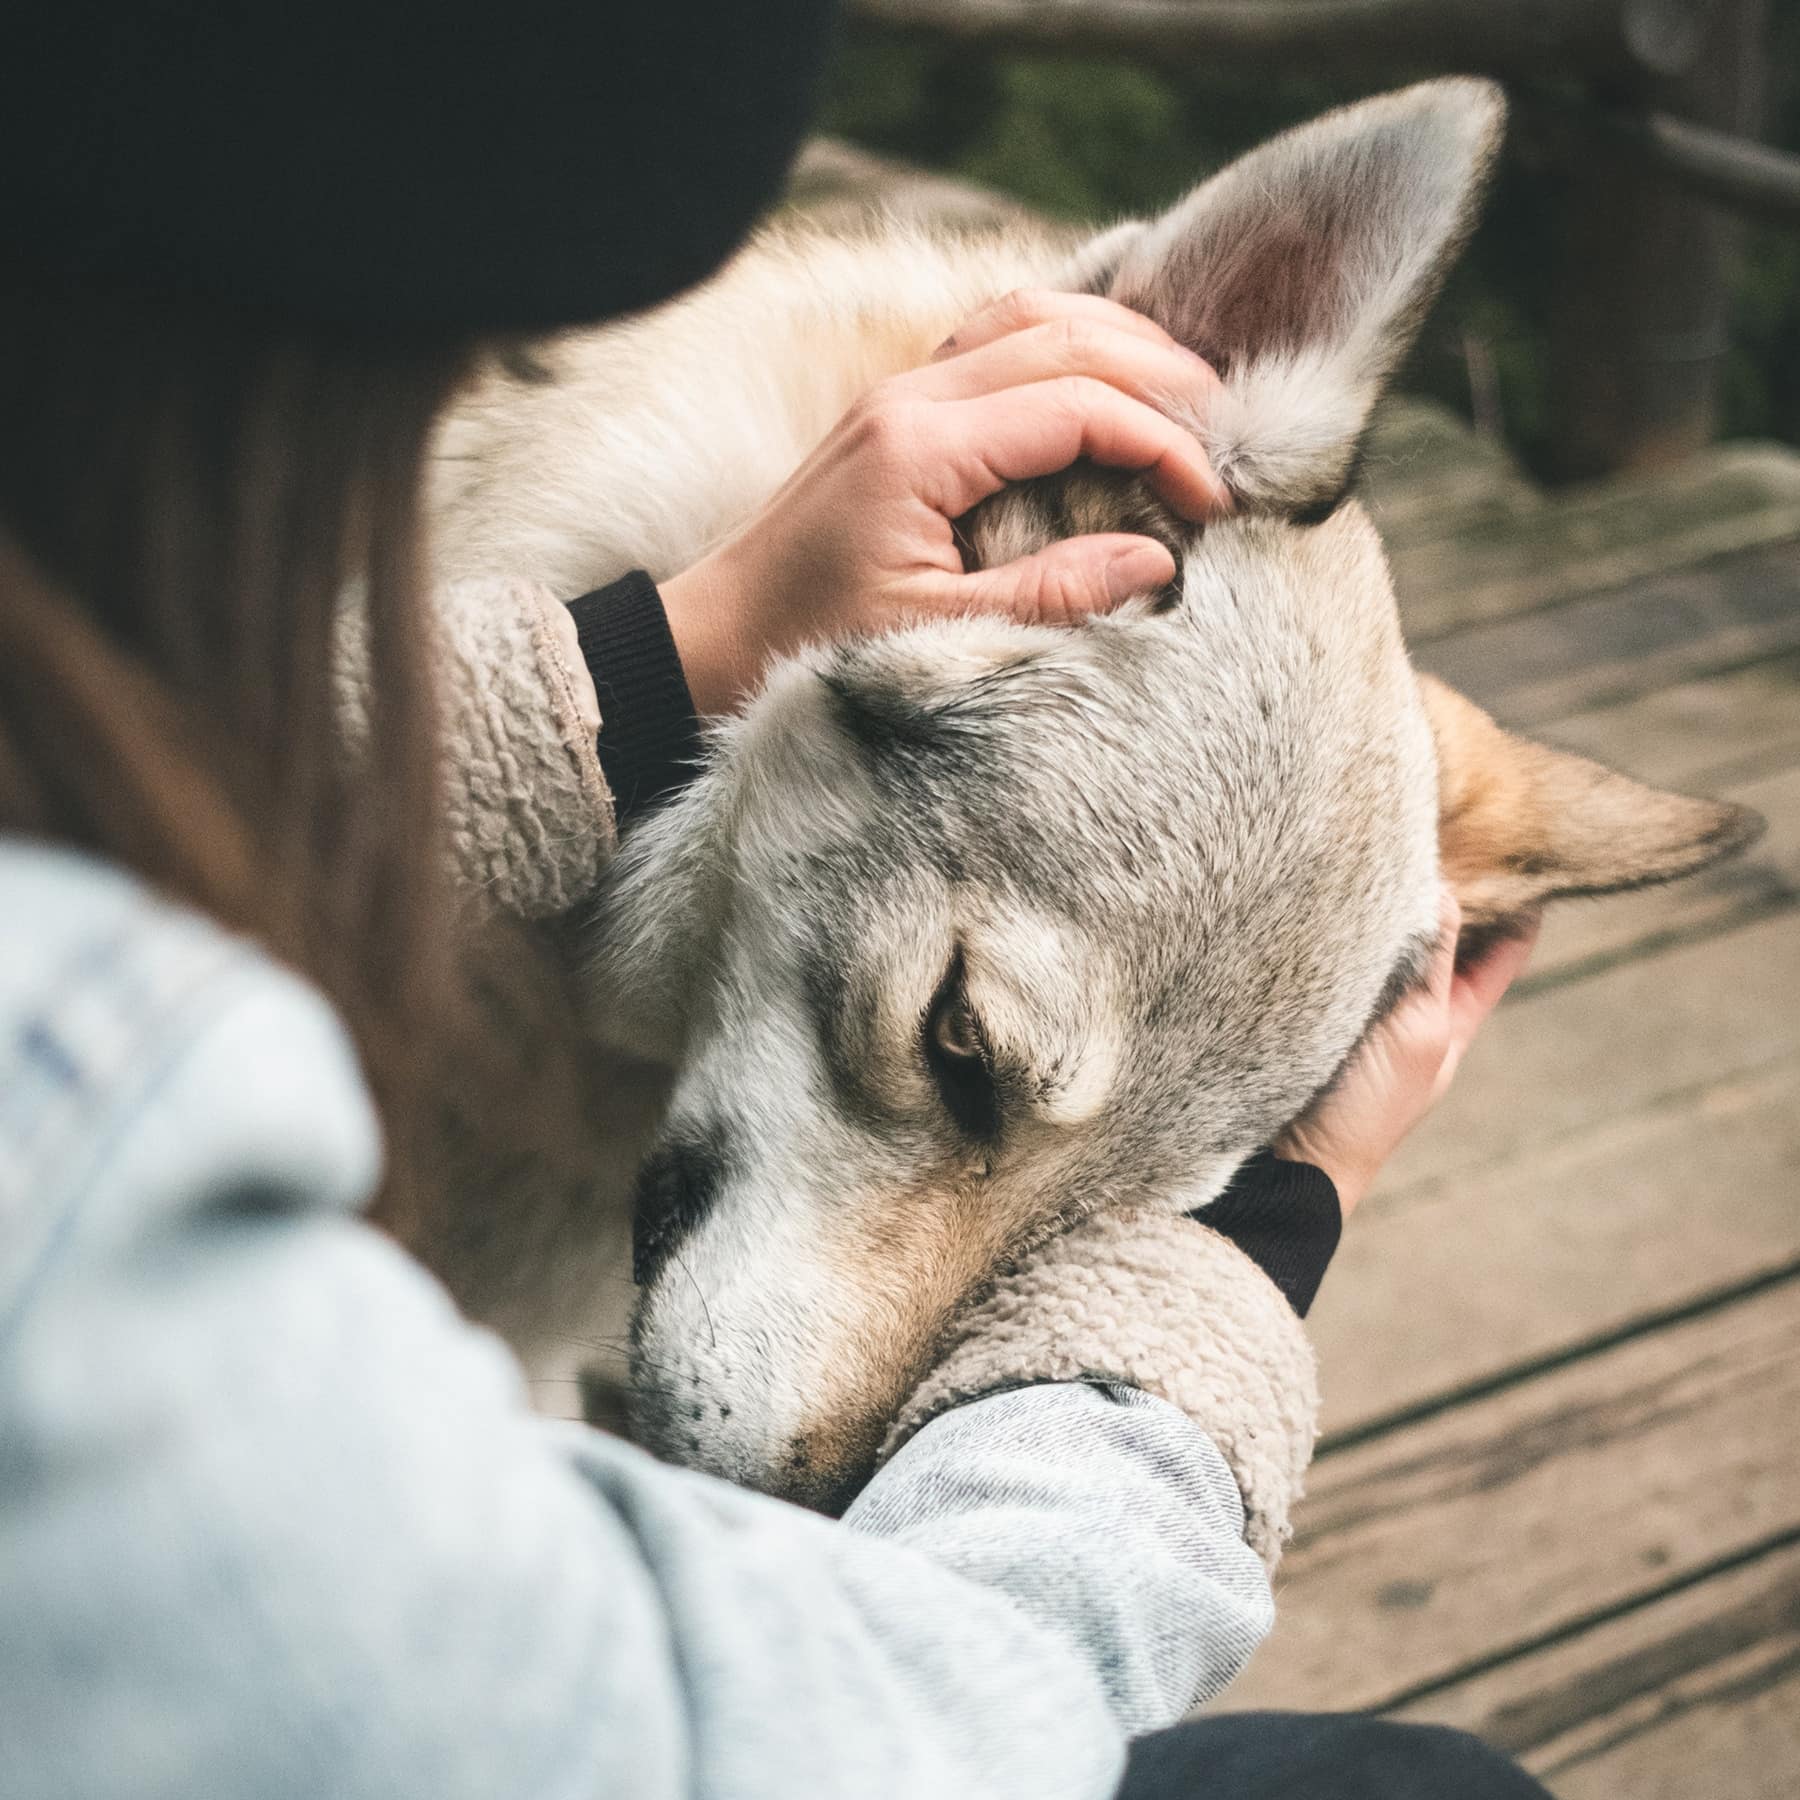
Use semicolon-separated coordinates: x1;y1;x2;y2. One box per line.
412;83;1755;1540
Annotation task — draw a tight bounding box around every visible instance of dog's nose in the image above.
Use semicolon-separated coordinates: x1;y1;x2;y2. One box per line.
631;1128;729;1288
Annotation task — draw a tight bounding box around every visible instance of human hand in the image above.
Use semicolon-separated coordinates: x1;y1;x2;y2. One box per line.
1273;892;1540;1219
658;290;1228;714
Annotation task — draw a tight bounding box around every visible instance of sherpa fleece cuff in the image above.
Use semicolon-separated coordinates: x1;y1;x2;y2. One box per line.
885;1210;1321;1567
567;571;704;829
1194;1150;1342;1318
350;575;616;919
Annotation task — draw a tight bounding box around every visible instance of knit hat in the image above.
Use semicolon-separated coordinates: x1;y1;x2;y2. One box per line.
2;1;838;331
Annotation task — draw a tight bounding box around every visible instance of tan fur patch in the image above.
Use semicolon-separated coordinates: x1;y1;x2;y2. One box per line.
1420;675;1763;924
793;1171;1022;1507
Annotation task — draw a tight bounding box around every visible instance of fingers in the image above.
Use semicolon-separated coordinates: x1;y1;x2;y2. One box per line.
950;534;1177;626
1426;907;1538;1101
927;376;1230;521
1448;914;1540;1043
1422;889;1462;1008
932;289;1181;362
908;316;1220;423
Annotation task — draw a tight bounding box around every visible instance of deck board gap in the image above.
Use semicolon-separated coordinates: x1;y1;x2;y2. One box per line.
1511;890;1800;1001
1318;1258;1800;1459
1367;1524;1800;1721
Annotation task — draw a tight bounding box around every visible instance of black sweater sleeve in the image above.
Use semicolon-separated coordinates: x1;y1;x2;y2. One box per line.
566;571;704;830
1190;1151;1342;1318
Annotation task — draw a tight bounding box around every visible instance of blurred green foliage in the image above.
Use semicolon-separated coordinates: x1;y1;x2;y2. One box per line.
820;9;1800;471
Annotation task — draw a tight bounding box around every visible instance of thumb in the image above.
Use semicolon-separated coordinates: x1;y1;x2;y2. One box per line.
951;534;1176;627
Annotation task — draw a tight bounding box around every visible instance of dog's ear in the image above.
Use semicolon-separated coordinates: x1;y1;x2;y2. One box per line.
1418;675;1764;928
1083;79;1504;516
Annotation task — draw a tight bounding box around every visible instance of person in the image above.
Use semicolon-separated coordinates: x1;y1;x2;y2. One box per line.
0;5;1549;1796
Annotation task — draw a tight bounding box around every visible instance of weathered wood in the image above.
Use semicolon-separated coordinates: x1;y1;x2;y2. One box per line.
1389;1539;1800;1800
1389;444;1800;644
1214;1282;1800;1714
1372;907;1800;1200
1310;1050;1800;1436
1536;649;1800;791
1418;540;1800;729
1358;401;1538;541
1517;653;1800;987
847;0;1721;83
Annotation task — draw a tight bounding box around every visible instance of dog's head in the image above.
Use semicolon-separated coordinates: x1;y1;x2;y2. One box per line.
585;82;1759;1507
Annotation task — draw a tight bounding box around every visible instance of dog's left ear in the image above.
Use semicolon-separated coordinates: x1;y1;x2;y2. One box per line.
1419;675;1764;928
1080;79;1504;516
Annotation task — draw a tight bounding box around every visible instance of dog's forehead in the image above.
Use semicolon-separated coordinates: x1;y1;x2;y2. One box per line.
698;501;1438;1153
731;537;1426;1053
809;511;1420;899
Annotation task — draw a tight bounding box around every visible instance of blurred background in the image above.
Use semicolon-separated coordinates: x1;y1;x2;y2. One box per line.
798;8;1800;1798
813;0;1800;477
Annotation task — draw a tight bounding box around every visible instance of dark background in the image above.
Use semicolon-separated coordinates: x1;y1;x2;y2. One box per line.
819;4;1800;477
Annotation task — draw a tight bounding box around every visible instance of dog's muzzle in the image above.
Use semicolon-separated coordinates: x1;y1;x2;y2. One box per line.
631;1125;730;1288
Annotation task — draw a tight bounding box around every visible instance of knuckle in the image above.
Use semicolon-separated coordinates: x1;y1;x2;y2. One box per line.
853;386;920;458
997;287;1055;331
1042;563;1094;624
1059;373;1112;411
1416;1019;1455;1070
1390;1001;1450;1066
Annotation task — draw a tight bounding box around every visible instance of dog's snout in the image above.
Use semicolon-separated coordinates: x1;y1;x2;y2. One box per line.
632;1126;730;1288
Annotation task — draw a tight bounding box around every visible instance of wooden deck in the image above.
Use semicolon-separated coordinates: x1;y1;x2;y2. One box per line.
779;144;1800;1792
1209;404;1800;1800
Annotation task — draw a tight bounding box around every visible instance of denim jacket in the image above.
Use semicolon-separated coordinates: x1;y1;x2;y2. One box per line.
0;838;1276;1800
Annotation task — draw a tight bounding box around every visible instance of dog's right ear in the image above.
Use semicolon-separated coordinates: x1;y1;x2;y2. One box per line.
1080;80;1505;517
1419;675;1764;929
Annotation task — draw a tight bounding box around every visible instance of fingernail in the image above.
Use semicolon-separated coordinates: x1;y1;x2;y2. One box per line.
1106;544;1176;601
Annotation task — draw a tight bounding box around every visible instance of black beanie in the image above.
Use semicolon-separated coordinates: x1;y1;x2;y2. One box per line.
1;1;840;332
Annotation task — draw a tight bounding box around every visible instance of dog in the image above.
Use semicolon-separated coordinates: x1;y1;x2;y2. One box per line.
423;80;1760;1511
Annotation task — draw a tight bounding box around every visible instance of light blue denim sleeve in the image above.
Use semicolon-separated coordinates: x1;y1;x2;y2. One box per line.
0;849;1273;1800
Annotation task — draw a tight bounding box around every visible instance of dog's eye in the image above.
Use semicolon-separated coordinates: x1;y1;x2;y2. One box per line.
931;993;982;1062
923;961;999;1141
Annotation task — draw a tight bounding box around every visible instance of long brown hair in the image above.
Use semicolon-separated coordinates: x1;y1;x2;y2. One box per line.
0;266;474;1218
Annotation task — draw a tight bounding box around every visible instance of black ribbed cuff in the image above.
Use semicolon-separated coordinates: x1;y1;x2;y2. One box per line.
566;571;704;830
1190;1150;1342;1318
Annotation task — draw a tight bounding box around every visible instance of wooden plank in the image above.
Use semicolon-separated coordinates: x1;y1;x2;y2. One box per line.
1389;1540;1800;1800
1535;649;1800;792
1358;407;1800;650
1395;448;1800;644
1310;1052;1800;1437
1417;541;1800;729
1526;763;1800;985
1374;908;1800;1200
1215;1283;1800;1715
1358;401;1537;541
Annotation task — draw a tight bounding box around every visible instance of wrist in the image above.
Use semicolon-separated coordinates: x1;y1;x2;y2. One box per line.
660;547;760;717
1271;1131;1370;1221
